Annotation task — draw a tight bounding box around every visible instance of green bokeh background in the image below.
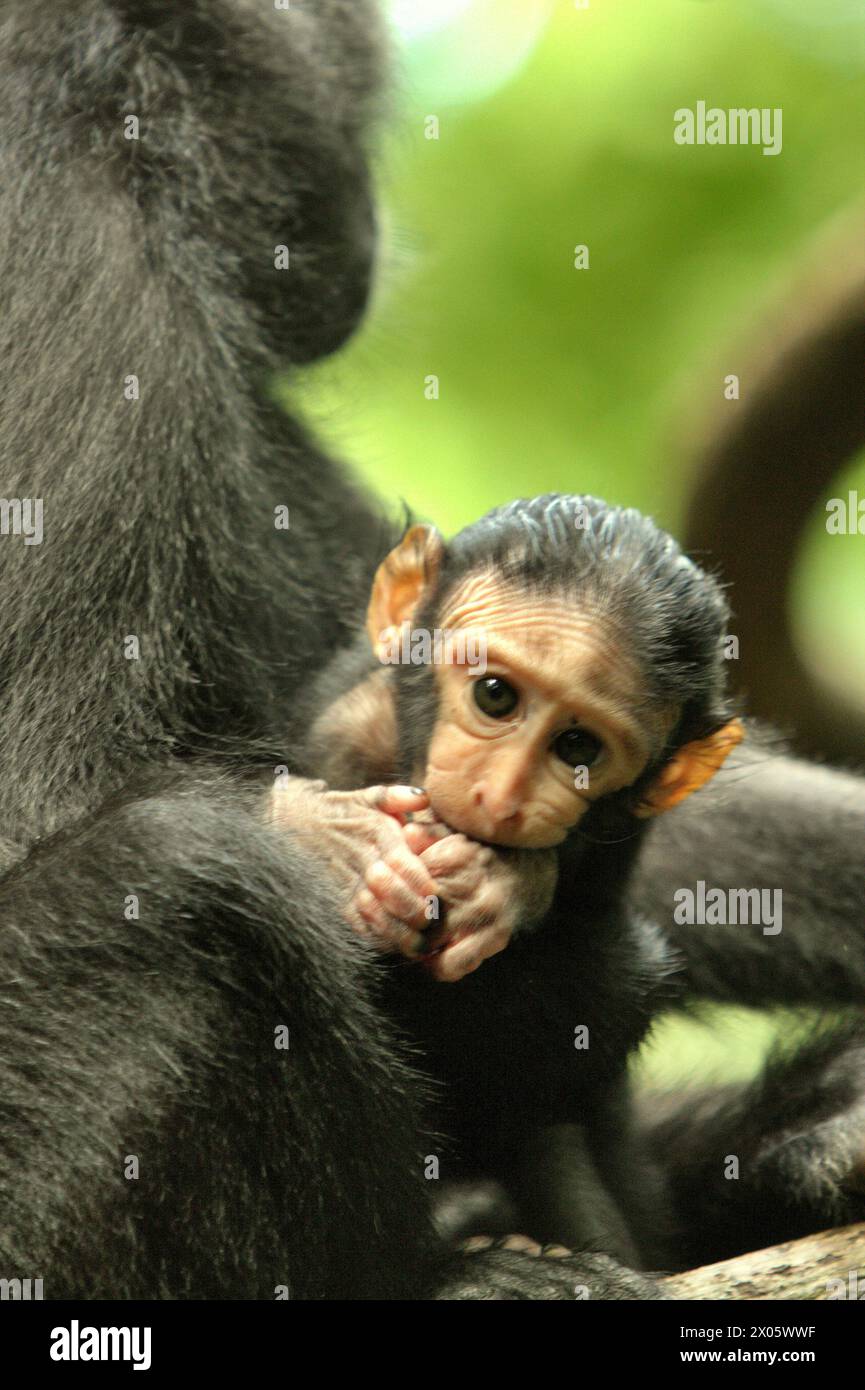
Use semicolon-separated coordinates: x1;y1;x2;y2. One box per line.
289;0;865;1085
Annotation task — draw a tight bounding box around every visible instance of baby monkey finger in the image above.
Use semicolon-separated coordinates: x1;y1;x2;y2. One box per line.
354;887;426;957
364;856;437;931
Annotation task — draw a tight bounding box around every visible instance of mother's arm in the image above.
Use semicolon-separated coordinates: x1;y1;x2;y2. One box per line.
630;742;865;1004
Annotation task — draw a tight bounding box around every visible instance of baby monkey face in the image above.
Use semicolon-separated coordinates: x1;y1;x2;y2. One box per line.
422;574;673;848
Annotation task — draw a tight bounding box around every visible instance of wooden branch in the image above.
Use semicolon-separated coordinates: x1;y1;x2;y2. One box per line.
661;1221;865;1300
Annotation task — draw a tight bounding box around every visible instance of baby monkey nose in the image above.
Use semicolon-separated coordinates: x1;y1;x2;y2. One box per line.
473;784;524;828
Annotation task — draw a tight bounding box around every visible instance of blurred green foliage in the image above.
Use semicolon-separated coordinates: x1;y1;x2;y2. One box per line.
295;0;863;526
285;0;865;1084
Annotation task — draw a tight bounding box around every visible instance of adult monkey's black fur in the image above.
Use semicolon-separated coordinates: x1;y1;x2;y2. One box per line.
0;0;863;1300
0;0;621;1302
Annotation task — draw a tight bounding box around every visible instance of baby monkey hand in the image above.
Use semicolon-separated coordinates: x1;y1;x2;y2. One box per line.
357;813;558;982
351;806;445;958
418;832;558;982
270;778;443;957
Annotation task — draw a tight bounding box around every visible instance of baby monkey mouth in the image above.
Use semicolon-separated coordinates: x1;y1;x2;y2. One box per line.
406;803;500;848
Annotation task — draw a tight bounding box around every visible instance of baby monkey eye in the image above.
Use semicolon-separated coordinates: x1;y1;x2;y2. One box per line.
473;676;519;719
554;726;604;769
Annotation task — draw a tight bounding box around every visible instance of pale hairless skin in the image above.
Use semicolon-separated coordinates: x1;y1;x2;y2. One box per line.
269;774;557;982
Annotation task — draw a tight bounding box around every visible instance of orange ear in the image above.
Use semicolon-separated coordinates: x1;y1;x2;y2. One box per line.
366;525;444;660
635;718;744;818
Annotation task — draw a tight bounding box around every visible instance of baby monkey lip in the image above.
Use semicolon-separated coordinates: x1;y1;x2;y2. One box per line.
435;812;517;849
422;804;498;847
428;795;568;848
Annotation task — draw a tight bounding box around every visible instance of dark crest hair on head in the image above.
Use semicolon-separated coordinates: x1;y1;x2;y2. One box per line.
426;493;735;747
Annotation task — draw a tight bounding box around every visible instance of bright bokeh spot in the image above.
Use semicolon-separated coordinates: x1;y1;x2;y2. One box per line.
388;0;556;104
390;0;474;41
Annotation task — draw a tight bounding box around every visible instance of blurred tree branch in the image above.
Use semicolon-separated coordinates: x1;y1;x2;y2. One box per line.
683;203;865;764
663;1220;865;1300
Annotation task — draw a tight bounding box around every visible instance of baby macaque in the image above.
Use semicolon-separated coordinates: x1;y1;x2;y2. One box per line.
302;493;742;983
261;491;865;1274
293;494;746;1260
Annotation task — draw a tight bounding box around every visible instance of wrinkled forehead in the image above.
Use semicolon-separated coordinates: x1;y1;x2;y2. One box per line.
437;570;674;744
